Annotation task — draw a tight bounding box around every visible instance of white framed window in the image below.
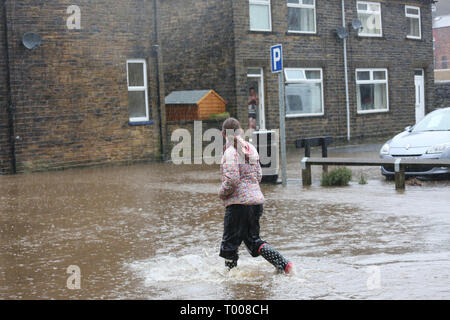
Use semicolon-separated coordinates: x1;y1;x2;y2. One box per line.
126;59;149;122
287;0;316;34
249;0;272;32
405;5;421;39
356;68;389;113
357;1;382;37
284;68;324;117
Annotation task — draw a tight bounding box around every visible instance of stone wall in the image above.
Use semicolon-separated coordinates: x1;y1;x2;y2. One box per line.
159;0;237;116
435;82;450;109
167;119;225;164
231;0;435;144
0;1;12;174
0;0;163;174
433;25;450;69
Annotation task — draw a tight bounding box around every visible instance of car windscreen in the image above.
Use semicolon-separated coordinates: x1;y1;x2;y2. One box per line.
413;109;450;132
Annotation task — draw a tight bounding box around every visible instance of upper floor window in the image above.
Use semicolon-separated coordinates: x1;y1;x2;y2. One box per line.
249;0;272;32
406;5;421;39
127;59;150;123
357;1;382;37
284;68;324;117
443;56;448;70
287;0;316;34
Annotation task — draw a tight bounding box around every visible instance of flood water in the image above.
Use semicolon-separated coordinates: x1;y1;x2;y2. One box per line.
1;144;449;300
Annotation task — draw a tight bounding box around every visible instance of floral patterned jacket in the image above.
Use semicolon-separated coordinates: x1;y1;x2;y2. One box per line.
219;137;265;207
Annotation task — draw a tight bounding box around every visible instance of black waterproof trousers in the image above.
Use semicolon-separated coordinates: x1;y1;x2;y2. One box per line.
219;204;266;262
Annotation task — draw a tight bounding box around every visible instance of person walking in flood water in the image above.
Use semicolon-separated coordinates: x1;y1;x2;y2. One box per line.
218;117;293;274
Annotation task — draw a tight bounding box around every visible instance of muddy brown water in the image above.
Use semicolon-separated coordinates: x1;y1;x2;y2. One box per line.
1;145;449;299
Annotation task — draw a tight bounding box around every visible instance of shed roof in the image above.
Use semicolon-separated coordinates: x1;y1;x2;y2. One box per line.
165;90;213;105
433;15;450;29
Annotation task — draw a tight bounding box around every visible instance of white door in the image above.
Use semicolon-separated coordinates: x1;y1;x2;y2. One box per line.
414;70;425;124
247;68;266;130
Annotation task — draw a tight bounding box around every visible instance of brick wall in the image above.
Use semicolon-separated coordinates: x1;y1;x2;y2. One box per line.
434;26;450;69
0;2;11;174
1;0;437;174
435;82;450;109
159;0;237;116
1;0;163;173
160;0;435;144
167;119;225;164
232;0;435;144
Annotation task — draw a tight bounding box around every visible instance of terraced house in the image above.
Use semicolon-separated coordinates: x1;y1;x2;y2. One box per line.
0;0;437;174
161;0;436;143
1;0;166;174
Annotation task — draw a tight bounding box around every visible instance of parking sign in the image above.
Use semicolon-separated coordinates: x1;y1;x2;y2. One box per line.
271;44;283;73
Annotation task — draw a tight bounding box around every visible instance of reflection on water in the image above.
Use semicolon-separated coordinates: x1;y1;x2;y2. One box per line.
1;146;449;299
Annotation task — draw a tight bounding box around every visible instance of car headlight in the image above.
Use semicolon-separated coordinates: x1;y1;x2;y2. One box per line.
380;143;390;155
426;142;450;154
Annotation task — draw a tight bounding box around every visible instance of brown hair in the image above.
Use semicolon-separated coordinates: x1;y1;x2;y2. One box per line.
222;117;241;134
222;117;242;151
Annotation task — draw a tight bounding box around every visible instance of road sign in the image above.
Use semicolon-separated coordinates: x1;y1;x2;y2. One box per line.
271;44;283;73
270;44;287;186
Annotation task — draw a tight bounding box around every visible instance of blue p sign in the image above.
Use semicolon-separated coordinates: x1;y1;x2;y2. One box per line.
271;44;283;73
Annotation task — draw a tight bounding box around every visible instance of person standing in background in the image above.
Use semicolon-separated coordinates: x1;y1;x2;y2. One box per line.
248;87;258;130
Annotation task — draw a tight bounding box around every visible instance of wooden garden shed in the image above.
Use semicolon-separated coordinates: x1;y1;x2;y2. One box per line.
165;90;226;121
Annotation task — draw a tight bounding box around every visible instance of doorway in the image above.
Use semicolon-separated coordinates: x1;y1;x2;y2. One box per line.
414;69;425;124
247;68;266;130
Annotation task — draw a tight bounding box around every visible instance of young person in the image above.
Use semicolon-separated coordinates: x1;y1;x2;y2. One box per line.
247;87;258;130
218;117;293;274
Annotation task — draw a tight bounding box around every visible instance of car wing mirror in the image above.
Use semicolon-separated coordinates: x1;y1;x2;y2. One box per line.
404;126;412;132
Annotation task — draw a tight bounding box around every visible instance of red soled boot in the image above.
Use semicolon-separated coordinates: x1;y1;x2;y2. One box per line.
258;243;293;274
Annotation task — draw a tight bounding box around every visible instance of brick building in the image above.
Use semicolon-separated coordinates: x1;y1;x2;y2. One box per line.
433;15;450;75
161;0;435;144
0;0;437;174
1;0;166;174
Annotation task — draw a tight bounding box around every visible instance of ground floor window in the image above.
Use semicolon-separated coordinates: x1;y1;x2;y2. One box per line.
127;59;149;122
284;68;324;117
356;68;389;113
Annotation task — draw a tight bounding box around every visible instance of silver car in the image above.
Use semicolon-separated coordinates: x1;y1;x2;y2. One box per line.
380;107;450;178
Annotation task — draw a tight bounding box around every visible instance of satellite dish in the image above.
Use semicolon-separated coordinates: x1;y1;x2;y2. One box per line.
22;33;42;49
351;19;363;30
336;26;349;39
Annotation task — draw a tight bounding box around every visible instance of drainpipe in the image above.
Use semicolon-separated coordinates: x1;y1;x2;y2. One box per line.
153;0;166;160
2;0;16;173
342;0;351;141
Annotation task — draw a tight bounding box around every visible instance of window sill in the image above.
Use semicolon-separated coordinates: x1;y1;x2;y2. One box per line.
357;34;384;39
286;113;324;118
286;31;319;37
406;36;422;41
248;30;275;35
357;109;389;115
128;120;155;126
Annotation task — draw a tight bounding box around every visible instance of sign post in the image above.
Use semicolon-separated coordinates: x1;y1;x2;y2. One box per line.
271;44;287;187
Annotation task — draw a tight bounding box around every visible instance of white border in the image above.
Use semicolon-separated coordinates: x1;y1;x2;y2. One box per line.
287;0;317;34
247;67;266;130
405;5;421;40
127;59;150;123
355;68;389;114
284;68;325;118
249;0;272;32
357;1;383;38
